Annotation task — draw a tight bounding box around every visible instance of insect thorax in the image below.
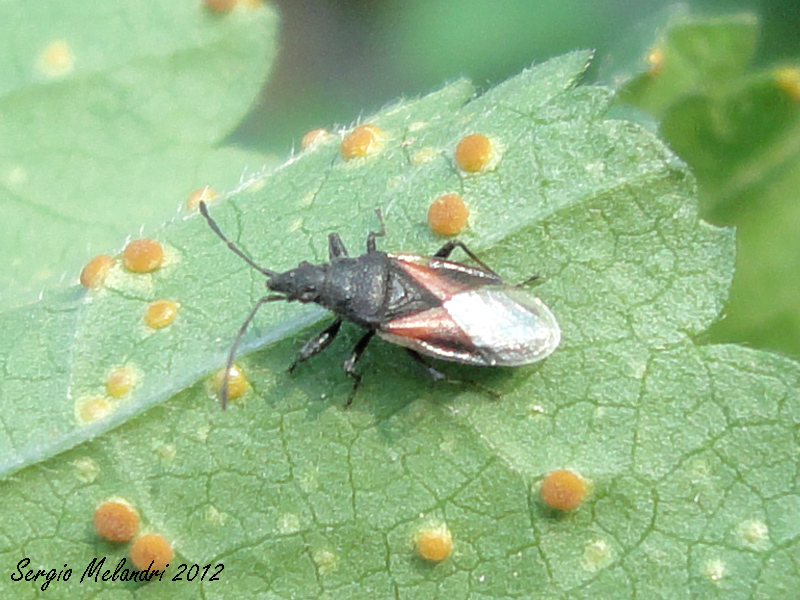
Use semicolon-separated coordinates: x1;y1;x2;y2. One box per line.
319;253;439;328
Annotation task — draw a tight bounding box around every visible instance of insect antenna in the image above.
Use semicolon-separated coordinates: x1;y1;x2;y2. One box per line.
198;201;277;278
218;294;285;409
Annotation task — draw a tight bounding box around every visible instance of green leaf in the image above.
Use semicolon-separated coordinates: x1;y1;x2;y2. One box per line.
2;51;799;599
612;12;800;358
0;0;278;308
383;0;602;90
615;13;759;115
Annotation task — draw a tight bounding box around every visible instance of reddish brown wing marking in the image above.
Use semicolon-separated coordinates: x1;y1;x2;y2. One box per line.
380;306;468;341
378;305;483;364
378;254;506;364
391;254;502;302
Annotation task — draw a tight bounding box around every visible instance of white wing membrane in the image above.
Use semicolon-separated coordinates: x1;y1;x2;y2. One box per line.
443;287;560;366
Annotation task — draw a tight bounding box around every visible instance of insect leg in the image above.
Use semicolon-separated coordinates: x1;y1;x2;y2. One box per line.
433;240;500;278
366;208;386;252
328;234;349;259
288;319;343;373
404;349;445;381
342;329;376;407
218;294;285;410
516;274;541;288
405;349;500;401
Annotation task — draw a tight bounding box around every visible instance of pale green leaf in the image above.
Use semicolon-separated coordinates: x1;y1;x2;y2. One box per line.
0;0;278;308
1;51;798;600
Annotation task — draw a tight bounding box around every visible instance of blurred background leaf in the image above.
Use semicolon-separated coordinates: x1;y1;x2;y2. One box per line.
610;11;800;359
0;0;278;308
234;0;799;151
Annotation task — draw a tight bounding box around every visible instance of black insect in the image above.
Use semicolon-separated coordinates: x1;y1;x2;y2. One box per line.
199;201;560;408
